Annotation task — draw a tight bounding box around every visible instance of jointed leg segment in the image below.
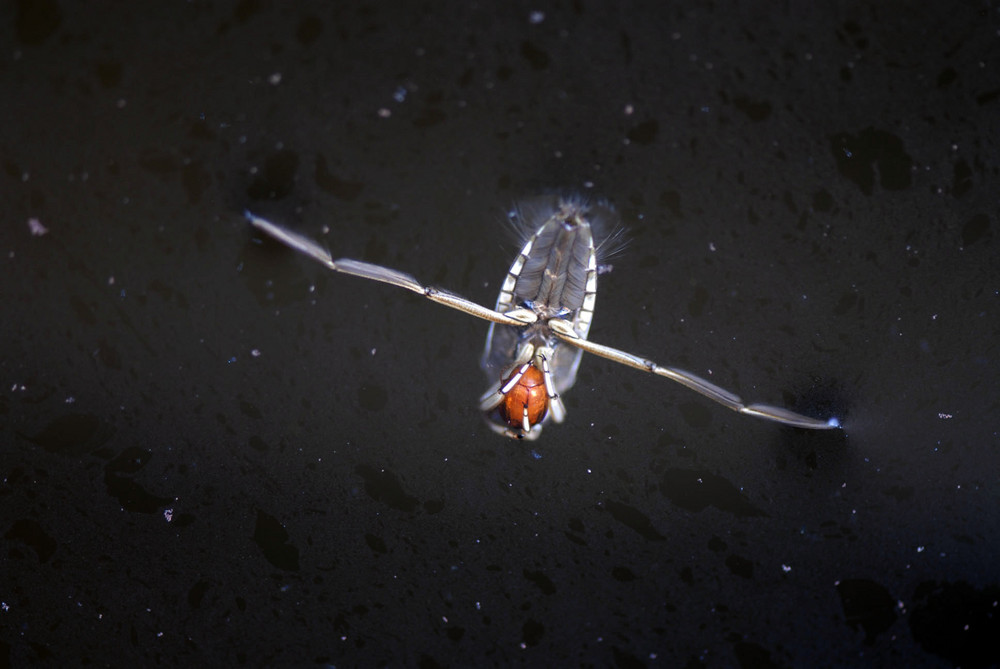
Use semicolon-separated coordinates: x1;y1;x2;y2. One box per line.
548;318;837;429
248;212;527;328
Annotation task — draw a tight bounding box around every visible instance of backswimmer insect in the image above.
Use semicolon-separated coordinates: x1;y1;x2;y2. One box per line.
247;196;840;440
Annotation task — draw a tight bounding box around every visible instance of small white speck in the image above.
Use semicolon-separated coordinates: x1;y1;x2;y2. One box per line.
937;412;952;419
251;349;261;358
393;86;407;102
108;276;115;285
781;564;792;573
65;396;75;404
708;241;716;252
163;509;173;522
529;10;545;24
370;347;377;356
624;104;634;115
28;218;48;236
917;546;925;552
377;108;391;118
268;72;282;85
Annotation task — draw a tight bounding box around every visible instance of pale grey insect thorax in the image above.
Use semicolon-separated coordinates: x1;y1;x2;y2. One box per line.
512;214;594;317
481;198;599;394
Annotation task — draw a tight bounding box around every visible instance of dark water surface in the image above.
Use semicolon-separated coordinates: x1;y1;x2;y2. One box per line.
3;2;998;666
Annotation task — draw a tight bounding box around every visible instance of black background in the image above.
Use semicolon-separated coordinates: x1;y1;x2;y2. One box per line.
2;1;998;666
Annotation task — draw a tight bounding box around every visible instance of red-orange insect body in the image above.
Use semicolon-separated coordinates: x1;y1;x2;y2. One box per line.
498;364;548;429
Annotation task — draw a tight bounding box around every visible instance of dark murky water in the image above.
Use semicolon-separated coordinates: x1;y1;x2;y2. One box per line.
3;2;998;666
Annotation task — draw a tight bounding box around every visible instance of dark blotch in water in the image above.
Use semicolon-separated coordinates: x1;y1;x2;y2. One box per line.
315;154;364;201
604;500;666;541
951;159;972;198
961;213;990;247
246;149;299;201
975;88;1000;106
660;469;768;518
16;0;62;45
355;464;419;512
522;568;557;595
936;67;957;88
732;96;772;122
677;400;712;430
106;446;152;475
188;579;211;609
812;189;834;212
836;578;896;644
232;0;261;24
910;580;1000;668
252;509;300;571
686;285;710;318
829;127;913;195
95;60;123;88
611;566;636;582
364;533;388;554
521;619;545;646
423;499;444;514
180;160;211;204
239;400;262;420
732;641;777;668
725;553;754;579
611;645;645;668
5;518;57;563
104;472;172;514
357;384;388;412
413;107;447;128
627;119;659;145
21;413;114;456
520;41;549;70
296;15;322;45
